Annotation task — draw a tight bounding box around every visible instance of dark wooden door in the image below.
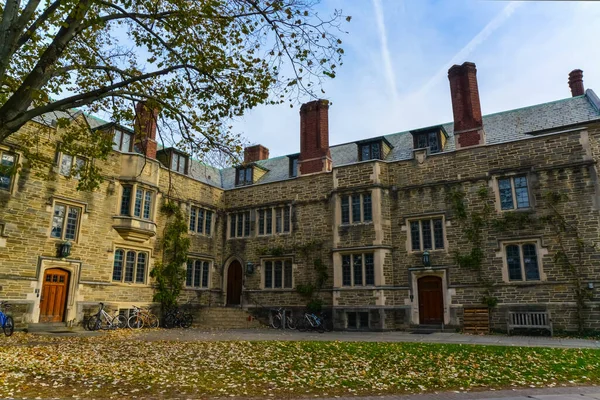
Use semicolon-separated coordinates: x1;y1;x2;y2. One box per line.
39;268;70;323
418;276;444;325
226;261;243;306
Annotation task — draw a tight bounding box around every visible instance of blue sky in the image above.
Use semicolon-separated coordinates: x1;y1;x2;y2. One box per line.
231;0;600;158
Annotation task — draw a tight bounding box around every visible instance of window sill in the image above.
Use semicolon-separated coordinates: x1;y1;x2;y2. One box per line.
505;280;544;286
408;249;447;255
257;232;292;237
111;282;150;287
184;287;211;291
48;236;79;245
499;207;534;213
339;285;377;289
339;221;374;228
188;232;212;238
261;287;294;291
228;236;250;240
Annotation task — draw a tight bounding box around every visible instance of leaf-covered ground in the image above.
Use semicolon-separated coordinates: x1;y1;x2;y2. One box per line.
0;330;599;399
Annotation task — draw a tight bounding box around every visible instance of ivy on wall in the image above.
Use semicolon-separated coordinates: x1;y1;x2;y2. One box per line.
150;201;191;310
448;182;596;332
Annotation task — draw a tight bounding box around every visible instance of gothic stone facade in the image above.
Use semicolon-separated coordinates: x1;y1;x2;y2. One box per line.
1;63;600;332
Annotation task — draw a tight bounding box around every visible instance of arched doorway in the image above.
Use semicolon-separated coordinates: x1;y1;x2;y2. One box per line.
418;276;443;325
39;268;70;323
226;260;243;306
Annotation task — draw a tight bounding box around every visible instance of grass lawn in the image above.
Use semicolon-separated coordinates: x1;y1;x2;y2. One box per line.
0;331;599;399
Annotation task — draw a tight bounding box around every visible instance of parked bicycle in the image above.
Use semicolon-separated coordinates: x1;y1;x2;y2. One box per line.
128;305;160;329
163;305;193;329
296;311;325;333
270;307;296;329
0;301;14;337
87;303;126;331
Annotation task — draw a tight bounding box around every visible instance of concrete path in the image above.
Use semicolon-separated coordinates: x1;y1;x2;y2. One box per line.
322;386;600;399
136;328;600;349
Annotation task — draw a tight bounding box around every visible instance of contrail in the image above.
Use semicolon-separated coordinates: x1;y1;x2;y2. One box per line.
372;0;400;106
418;2;523;97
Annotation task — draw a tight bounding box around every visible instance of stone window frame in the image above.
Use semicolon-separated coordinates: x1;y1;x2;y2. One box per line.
257;205;292;236
346;311;369;330
405;214;447;254
47;197;86;243
0;147;18;194
0;222;6;248
358;141;382;161
341;252;375;287
55;144;86;179
261;258;294;290
228;210;251;239
119;182;156;221
491;173;534;213
340;192;373;225
496;238;548;283
185;257;211;289
111;245;152;285
169;151;189;175
188;205;214;237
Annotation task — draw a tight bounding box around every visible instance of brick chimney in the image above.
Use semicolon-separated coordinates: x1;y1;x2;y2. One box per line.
134;101;159;159
244;145;269;163
568;69;584;97
299;99;332;175
448;62;485;149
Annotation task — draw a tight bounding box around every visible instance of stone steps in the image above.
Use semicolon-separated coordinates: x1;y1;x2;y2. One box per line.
193;307;265;329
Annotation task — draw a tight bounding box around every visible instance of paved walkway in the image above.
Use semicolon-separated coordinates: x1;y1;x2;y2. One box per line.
322;386;600;399
136;328;600;349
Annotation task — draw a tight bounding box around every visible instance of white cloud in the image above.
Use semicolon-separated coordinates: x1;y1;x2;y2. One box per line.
372;0;399;106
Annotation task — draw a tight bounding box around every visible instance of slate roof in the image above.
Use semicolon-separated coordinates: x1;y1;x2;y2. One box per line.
33;90;600;190
220;91;600;189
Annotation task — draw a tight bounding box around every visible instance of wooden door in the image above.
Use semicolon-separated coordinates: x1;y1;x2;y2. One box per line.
418;276;444;325
39;268;70;323
226;261;242;306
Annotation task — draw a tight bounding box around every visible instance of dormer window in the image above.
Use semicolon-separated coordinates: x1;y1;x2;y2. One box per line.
112;128;133;152
357;137;392;161
236;167;253;186
411;126;448;154
289;155;299;178
360;142;380;161
171;152;188;174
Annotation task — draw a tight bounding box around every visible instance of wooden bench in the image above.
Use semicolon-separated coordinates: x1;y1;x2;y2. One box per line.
507;311;553;336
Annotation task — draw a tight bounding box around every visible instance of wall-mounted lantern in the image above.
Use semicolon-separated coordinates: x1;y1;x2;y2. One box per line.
422;250;431;268
58;240;72;258
246;262;255;276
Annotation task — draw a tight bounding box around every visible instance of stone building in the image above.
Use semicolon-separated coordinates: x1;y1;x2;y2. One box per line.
1;62;600;332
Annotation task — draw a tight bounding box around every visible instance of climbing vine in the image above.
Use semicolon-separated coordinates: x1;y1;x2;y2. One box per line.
539;191;594;333
150;201;191;310
257;240;327;312
447;186;498;307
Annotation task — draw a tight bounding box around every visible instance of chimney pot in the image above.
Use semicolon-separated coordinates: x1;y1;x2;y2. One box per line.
568;69;584;97
448;61;485;149
298;99;332;175
244;144;269;163
134;101;159;159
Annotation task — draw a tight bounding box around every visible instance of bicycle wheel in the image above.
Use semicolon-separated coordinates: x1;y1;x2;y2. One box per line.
286;316;296;330
163;313;176;329
112;315;127;329
147;314;160;328
296;316;308;332
128;314;144;329
3;316;14;337
180;313;193;329
270;315;282;329
316;321;325;333
87;315;100;331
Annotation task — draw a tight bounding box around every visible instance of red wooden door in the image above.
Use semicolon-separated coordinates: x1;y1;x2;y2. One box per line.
39;268;70;323
226;261;243;306
418;276;444;325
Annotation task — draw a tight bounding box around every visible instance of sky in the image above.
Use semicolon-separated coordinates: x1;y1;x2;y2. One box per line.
230;0;600;158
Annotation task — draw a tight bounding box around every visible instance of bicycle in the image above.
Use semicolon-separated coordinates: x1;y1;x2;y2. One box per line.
270;308;296;329
163;305;193;329
127;305;159;329
296;311;325;333
87;303;126;331
0;301;14;337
